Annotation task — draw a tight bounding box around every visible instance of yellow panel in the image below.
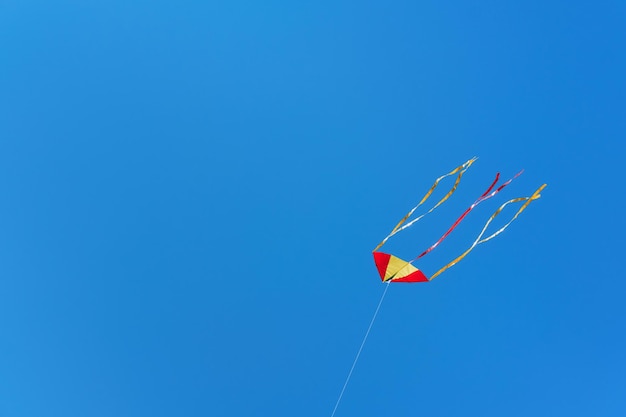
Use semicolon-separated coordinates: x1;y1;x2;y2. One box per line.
394;263;420;280
385;254;417;280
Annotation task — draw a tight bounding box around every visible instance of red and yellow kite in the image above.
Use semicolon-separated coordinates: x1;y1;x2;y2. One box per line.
374;158;546;283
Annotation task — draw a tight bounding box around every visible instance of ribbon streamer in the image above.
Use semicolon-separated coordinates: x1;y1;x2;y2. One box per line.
429;184;547;280
416;170;523;260
373;157;477;252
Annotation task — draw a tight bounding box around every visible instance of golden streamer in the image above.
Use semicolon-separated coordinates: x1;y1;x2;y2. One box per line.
373;157;477;252
429;184;547;280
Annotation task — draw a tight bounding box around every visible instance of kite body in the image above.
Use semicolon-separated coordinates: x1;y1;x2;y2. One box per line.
374;158;545;283
373;252;428;282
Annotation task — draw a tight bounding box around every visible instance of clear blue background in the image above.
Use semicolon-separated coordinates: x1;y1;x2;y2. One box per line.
1;1;624;416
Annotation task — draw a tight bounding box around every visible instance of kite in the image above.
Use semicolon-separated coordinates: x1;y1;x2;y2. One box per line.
373;157;546;283
329;159;546;417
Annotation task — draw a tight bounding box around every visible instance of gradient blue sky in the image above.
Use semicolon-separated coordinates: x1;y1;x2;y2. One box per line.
1;1;624;416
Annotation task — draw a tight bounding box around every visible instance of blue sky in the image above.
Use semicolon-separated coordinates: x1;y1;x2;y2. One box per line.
1;1;624;416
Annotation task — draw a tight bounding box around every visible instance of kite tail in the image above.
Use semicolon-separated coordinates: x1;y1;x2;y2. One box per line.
416;169;523;259
429;184;547;281
373;157;477;252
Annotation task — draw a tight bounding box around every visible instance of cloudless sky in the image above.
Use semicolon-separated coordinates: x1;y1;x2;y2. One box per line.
1;1;625;416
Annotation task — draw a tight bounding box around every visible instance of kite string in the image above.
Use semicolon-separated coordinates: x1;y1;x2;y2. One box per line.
330;282;390;417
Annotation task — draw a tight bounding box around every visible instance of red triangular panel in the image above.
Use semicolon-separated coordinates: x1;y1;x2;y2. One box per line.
373;251;391;281
391;269;429;282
